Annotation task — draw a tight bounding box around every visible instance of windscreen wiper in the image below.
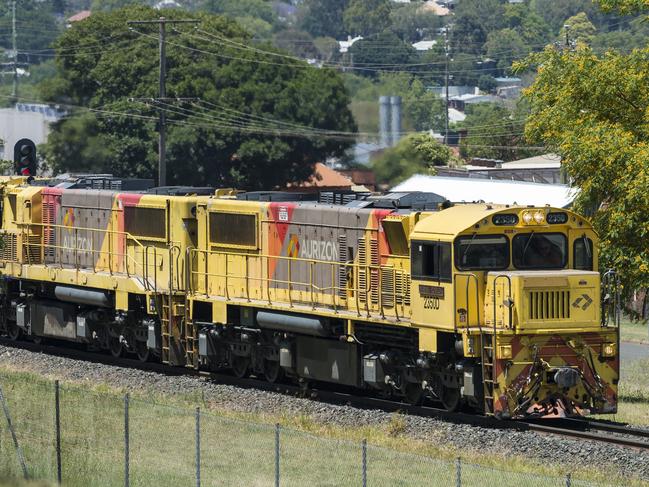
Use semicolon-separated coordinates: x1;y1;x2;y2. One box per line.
461;232;477;263
521;231;535;262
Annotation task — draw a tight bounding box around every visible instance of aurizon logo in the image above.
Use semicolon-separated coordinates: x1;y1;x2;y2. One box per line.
62;208;75;228
287;234;300;258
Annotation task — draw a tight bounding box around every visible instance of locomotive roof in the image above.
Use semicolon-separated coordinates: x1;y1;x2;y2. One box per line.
412;204;589;237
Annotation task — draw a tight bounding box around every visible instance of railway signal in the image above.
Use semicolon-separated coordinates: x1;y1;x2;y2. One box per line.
13;138;37;177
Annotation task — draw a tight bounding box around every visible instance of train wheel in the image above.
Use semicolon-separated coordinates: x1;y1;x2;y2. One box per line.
109;337;123;358
263;359;282;383
441;386;461;412
404;383;423;405
7;324;22;341
135;342;150;363
32;335;43;345
231;356;249;379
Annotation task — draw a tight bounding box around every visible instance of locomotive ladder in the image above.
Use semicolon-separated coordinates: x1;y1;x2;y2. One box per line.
481;333;496;415
160;293;193;366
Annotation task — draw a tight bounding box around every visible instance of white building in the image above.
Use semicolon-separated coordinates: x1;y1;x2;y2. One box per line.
0;104;65;161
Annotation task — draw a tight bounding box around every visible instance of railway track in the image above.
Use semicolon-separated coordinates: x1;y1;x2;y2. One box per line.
2;338;648;451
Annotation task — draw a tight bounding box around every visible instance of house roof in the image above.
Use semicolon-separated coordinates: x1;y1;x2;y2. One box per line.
299;163;353;188
68;10;91;22
500;153;562;169
412;40;437;51
422;1;450;15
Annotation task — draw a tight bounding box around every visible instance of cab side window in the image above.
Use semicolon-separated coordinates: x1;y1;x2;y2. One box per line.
412;241;452;282
574;237;593;270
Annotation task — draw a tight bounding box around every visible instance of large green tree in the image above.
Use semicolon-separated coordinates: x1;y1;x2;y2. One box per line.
0;0;62;63
517;0;649;299
298;0;348;39
41;6;357;190
373;133;452;187
343;0;392;37
348;31;416;78
459;103;533;162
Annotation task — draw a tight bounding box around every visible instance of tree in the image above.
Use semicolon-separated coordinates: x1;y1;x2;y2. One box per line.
458;103;533;162
373;133;451;186
273;29;318;59
516;16;649;297
298;0;348;39
41;6;357;190
451;0;506;54
389;3;441;43
560;12;597;46
348;31;417;78
201;0;276;24
343;0;391;37
597;0;649;14
484;28;530;73
0;0;62;63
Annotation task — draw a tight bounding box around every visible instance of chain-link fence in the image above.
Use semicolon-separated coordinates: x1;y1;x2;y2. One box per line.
0;371;615;487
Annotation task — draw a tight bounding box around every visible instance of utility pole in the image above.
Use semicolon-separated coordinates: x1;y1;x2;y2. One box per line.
1;1;28;101
11;0;16;97
128;17;198;186
444;26;450;146
564;24;571;50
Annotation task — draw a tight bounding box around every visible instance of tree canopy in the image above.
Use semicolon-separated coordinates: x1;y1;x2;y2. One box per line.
372;133;452;187
298;0;348;39
41;6;357;190
517;1;649;296
343;0;392;37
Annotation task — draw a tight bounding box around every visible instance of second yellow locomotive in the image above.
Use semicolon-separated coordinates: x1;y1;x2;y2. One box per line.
0;177;619;418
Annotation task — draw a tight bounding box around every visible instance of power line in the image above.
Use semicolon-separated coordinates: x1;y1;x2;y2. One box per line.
127;17;199;186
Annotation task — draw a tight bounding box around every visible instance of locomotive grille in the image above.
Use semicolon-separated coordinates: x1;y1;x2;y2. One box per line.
0;233;17;262
528;290;571;320
22;235;42;264
42;198;56;260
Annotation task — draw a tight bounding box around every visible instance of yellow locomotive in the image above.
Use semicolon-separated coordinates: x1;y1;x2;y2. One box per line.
0;176;619;418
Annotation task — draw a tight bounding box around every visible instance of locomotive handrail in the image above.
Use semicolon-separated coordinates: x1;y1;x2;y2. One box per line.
6;223;165;291
601;269;621;328
492;274;513;330
187;247;410;321
453;272;480;334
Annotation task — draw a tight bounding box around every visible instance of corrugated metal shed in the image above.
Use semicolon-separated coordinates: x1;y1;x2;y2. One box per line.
392;175;576;208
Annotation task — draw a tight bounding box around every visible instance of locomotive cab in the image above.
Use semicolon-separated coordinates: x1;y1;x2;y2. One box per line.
410;205;618;417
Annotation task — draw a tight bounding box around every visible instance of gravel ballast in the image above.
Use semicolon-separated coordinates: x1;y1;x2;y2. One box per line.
0;343;647;482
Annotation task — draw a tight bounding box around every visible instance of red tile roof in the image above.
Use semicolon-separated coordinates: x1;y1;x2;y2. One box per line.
298;163;353;189
68;11;91;23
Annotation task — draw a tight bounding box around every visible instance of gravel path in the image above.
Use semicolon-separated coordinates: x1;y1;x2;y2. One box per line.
0;344;648;483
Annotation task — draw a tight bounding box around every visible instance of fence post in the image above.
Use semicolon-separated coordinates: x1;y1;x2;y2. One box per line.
566;473;571;487
0;383;28;479
275;423;280;487
195;407;201;487
361;439;367;487
455;457;461;487
124;393;129;487
55;380;62;485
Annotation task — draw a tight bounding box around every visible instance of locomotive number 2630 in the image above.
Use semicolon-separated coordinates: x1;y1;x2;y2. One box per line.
423;297;440;310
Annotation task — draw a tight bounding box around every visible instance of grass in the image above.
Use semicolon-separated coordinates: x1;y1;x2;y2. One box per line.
0;367;646;486
594;355;649;426
621;319;649;344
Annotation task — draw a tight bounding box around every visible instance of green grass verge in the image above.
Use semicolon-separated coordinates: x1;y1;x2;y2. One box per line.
0;367;646;486
621;320;649;344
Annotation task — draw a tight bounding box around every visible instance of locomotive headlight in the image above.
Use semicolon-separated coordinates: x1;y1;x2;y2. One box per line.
498;345;513;359
522;212;533;224
602;342;616;357
533;211;545;224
